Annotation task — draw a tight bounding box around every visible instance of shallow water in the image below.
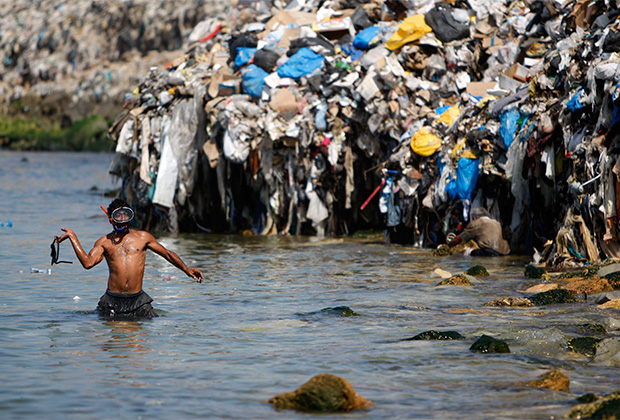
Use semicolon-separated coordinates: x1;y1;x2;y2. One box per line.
0;151;619;419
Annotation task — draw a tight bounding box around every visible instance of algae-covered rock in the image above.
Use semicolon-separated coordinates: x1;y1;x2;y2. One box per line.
576;393;599;404
267;373;373;412
469;335;510;353
485;297;533;307
466;265;489;277
437;274;473;286
403;330;465;341
567;391;620;419
320;306;359;317
524;265;550;280
567;337;602;357
523;370;570;392
603;271;620;289
432;240;477;256
529;289;576;305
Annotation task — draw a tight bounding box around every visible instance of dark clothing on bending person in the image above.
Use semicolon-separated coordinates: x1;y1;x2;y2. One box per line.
97;289;158;318
470;246;504;257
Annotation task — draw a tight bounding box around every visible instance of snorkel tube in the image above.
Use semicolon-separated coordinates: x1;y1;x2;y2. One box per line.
100;205;112;223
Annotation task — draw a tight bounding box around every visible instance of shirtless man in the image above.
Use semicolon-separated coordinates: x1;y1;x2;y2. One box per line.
55;198;203;318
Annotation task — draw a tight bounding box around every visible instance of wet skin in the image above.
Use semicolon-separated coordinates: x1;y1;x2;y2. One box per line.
56;223;203;293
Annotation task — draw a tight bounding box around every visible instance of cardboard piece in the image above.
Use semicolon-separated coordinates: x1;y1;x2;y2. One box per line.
279;28;301;49
269;88;299;119
208;67;239;98
466;81;497;97
504;63;529;82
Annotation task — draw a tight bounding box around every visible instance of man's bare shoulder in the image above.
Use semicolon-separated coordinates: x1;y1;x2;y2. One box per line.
130;229;156;242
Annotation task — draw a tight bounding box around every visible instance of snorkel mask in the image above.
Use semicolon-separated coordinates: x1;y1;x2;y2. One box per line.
101;205;134;232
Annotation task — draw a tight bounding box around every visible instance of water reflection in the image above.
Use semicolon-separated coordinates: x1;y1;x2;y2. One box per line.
100;320;149;357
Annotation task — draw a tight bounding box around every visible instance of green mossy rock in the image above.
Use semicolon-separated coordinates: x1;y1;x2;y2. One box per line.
404;330;465;341
470;335;510;353
567;337;602;357
524;265;550;280
466;265;489;277
320;306;359;317
529;289;576;305
567;391;620;419
267;373;373;412
577;394;599;404
603;271;620;289
437;274;473;286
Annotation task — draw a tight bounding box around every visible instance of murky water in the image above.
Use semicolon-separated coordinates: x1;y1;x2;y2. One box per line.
1;151;619;419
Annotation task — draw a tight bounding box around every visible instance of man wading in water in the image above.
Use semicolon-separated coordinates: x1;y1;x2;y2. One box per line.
54;198;203;318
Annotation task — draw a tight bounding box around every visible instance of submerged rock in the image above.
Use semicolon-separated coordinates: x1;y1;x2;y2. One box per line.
567;391;620;419
300;306;359;318
466;265;489;277
437;274;473;286
267;373;373;412
524;265;550;280
567;337;602;357
403;330;465;341
486;297;533;307
320;306;359;317
577;323;607;336
529;289;576;305
523;370;570;392
592;338;620;366
469;335;510;354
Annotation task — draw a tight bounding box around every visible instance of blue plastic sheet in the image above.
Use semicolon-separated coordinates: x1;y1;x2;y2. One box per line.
499;108;520;149
242;64;269;98
353;26;381;49
456;157;479;200
277;48;325;80
235;47;257;68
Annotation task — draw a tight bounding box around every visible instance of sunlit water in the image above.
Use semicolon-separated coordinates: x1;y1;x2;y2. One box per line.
1;151;619;419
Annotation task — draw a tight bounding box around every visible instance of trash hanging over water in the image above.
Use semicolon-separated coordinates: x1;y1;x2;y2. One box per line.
103;0;620;269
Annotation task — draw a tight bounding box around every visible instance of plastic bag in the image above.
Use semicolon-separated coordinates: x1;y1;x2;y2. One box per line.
353;26;381;50
234;47;257;68
386;15;432;51
410;127;442;157
456;157;479;200
242;64;269;98
277;48;325;80
499;108;520;149
436;105;460;126
567;88;586;112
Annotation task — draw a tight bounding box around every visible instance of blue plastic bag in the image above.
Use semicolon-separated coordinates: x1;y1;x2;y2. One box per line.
456;157;479;200
353;26;381;50
235;47;257;68
242;64;269;98
341;44;364;61
566;88;585;112
277;48;325;80
499;108;520;149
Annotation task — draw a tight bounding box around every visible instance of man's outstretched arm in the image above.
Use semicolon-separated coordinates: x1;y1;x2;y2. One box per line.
145;233;204;282
56;228;105;269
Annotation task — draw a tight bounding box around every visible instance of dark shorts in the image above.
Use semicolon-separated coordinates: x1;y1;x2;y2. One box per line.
97;289;158;319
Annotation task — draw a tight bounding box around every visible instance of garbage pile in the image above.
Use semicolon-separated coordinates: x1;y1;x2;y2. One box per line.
0;0;224;122
108;0;620;267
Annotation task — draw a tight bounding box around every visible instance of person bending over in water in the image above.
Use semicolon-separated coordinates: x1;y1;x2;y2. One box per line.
55;198;203;318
